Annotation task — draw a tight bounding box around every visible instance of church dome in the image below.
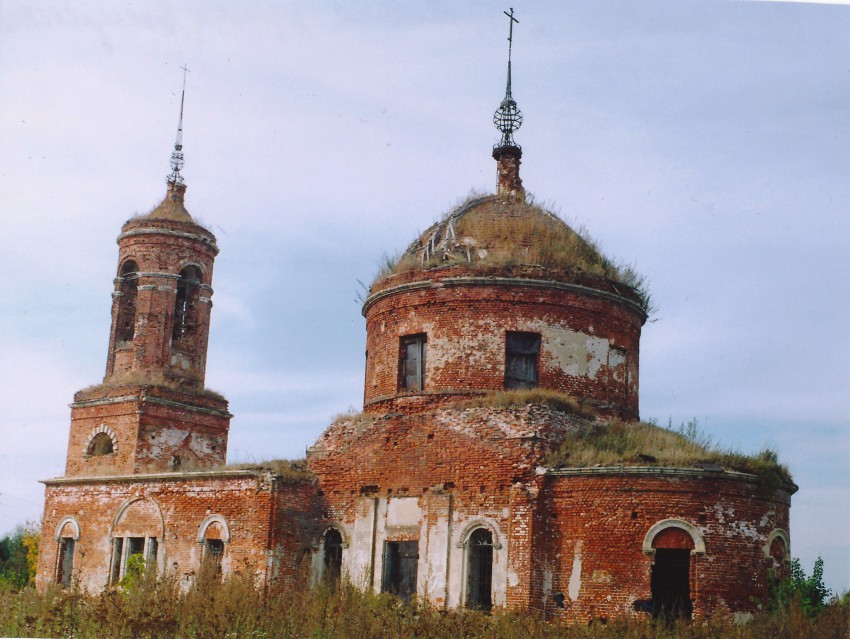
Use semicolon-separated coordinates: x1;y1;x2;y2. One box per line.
373;193;650;313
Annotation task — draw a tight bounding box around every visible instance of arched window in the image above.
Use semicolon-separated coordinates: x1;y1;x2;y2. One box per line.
54;517;80;587
765;529;790;580
323;528;343;587
466;528;494;611
87;432;114;456
173;265;202;341
115;260;138;342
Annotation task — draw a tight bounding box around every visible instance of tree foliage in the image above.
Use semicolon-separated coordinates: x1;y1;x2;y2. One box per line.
0;522;39;588
772;557;833;616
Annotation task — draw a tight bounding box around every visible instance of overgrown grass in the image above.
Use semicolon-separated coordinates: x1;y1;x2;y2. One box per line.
373;193;654;314
77;370;226;402
1;571;846;639
456;388;588;416
225;458;316;484
547;418;793;489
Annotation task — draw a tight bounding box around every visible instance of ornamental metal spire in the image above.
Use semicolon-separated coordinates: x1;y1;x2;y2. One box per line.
493;8;522;150
167;64;190;186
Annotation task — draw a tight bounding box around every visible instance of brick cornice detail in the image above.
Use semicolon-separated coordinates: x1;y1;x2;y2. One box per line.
362;276;647;319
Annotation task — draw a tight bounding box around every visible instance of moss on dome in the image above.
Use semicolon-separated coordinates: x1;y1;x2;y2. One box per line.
373;194;653;313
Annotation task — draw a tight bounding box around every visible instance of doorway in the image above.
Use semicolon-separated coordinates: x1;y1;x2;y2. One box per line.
650;548;692;619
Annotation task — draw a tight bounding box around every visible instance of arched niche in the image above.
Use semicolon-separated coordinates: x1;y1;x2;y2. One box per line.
642;518;706;556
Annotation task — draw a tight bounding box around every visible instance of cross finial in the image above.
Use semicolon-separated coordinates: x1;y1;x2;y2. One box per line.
493;9;522;150
167;64;190;186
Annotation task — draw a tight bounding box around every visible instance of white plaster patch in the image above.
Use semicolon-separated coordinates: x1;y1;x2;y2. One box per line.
507;570;519;587
523;321;609;379
386;497;421;527
568;540;583;602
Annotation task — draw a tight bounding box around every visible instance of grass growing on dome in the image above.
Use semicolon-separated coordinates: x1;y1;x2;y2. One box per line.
372;193;654;314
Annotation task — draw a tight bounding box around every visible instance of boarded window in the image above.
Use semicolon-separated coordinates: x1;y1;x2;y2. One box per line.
115;261;138;342
466;528;494;611
505;332;540;390
87;432;114;456
400;335;426;391
173;265;202;341
382;541;418;602
651;549;693;620
323;529;343;587
56;538;75;587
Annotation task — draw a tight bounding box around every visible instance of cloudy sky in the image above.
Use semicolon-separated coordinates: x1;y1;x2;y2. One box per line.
1;1;848;593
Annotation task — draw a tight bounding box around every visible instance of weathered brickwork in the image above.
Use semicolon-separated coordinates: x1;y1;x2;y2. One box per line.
106;204;219;388
363;266;645;420
37;471;316;591
532;469;793;621
66;384;231;477
38;146;794;623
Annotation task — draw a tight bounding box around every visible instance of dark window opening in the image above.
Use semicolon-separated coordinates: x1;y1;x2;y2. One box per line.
205;539;224;560
400;334;426;391
650;548;693;620
110;537;124;584
147;538;158;564
87;432;114;456
115;260;138;342
173;265;202;341
323;529;343;587
505;332;540;390
382;540;418;602
466;528;494;611
57;538;75;587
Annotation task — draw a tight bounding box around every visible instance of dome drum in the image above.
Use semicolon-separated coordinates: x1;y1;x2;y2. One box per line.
363;274;644;419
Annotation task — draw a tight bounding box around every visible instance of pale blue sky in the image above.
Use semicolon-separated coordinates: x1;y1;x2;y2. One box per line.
1;0;848;593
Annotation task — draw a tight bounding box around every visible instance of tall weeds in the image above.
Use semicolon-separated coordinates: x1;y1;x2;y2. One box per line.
1;574;845;638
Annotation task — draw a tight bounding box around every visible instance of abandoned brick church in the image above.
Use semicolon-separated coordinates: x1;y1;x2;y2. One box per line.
36;32;796;622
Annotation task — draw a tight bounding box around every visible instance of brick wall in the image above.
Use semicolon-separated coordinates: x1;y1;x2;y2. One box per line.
65;384;231;477
533;469;793;621
37;471;317;592
363;267;645;419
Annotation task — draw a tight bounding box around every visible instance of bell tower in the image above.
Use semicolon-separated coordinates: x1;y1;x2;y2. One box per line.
64;71;232;478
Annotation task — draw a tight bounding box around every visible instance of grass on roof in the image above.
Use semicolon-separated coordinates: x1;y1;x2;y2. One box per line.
547;418;793;491
226;458;315;483
77;370;226;402
373;193;654;314
454;388;589;416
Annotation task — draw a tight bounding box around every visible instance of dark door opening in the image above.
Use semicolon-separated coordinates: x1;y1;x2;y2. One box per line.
466;528;493;611
382;541;418;602
324;529;343;587
651;548;693;620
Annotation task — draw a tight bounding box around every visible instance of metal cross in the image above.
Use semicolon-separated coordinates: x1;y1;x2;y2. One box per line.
504;8;519;56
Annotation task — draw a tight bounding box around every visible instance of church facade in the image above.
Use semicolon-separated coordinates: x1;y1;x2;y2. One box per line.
36;40;795;621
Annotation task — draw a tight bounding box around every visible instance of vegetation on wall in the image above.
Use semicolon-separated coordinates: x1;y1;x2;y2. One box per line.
546;417;793;488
